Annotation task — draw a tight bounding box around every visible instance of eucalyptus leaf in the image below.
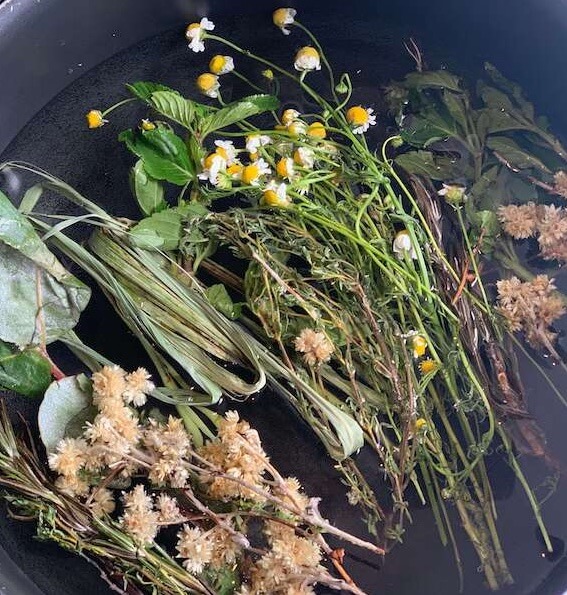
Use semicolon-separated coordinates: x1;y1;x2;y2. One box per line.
38;374;92;452
0;191;91;346
119;126;194;186
205;284;243;320
0;340;51;397
199;94;279;136
130;160;167;216
129;208;183;251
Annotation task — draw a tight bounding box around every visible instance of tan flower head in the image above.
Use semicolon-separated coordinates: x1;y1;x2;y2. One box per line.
176;525;214;573
92;365;127;402
89;487;116;518
48;437;88;477
293;328;334;367
497;203;538;239
123;367;154;407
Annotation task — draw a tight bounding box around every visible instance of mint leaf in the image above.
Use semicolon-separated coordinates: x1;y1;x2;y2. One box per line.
0;340;51;397
129;209;183;251
130;160;167;216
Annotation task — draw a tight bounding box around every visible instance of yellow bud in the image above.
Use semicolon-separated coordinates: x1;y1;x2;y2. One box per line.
242;164;260;185
141;119;156;131
262;69;274;80
415;418;428;431
209;55;226;74
86;110;105;129
346;105;369;126
411;335;427;358
307;122;326;139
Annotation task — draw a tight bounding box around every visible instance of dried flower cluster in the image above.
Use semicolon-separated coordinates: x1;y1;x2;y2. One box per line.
45;365;371;594
553;170;567;198
293;328;334;367
496;275;565;350
498;202;567;262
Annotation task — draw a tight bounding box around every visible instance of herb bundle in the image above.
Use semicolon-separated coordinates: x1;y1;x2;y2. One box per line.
0;7;565;594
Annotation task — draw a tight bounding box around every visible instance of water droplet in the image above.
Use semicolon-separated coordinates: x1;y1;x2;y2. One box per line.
535;528;564;562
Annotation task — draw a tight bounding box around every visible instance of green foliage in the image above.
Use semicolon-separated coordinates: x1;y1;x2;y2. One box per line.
130;160;167;216
0;340;51;397
129;208;184;251
205;284;243;320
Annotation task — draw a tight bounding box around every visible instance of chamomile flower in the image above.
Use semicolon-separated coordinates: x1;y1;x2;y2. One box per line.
198;152;227;186
276;157;295;180
346;106;376;134
196;73;220;98
293;147;315;169
214;140;238;164
438;183;466;205
86;110;106;129
294;46;321;72
281;108;301;126
226;162;243;180
263;180;290;207
246;134;272;160
410;335;428;358
415;418;428;432
287;120;308;137
419;359;439;375
242;158;271;186
393;229;418;260
209;55;235;75
185;17;215;53
273;8;297;35
307;121;326;139
141;119;156;131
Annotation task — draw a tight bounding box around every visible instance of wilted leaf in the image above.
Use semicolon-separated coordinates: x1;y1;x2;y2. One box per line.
130;160;167;216
205;284;243;320
487;136;551;172
0;191;91;346
0;340;52;397
38;374;92;452
199;94;279;137
395;150;459;181
119;126;194;186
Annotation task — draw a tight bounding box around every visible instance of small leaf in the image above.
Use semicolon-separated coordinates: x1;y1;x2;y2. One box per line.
126;81;176;103
484;63;535;121
129;209;183;251
205;284;243;320
442;90;470;135
120;126;194;185
199;94;279;136
469;165;499;208
403;70;463;92
130;160;167;216
487;136;551;172
38;374;92;452
401;106;459;148
150;91;196;129
0;340;52;397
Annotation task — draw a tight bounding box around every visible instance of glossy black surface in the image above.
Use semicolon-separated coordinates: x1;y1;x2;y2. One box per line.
1;1;567;594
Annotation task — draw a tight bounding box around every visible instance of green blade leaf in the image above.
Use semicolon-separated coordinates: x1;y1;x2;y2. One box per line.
120;126;194;185
205;284;243;320
38;374;93;452
0;191;91;346
199;94;279;136
0;340;52;397
395;150;460;181
484;63;535;121
150;90;196;129
401;106;459;148
130;160;167;216
129;208;183;251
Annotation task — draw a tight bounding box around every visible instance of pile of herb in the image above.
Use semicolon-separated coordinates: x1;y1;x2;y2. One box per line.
0;7;566;593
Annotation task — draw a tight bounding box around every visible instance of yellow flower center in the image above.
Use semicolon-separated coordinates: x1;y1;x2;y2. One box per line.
282;109;300;126
203;153;219;169
263;189;281;206
196;73;217;92
209;55;227;74
276;157;293;179
415;418;428;431
249;151;259;161
141;119;155;131
346;106;369;126
307;122;326;139
86;110;104;129
187;22;201;33
273;8;291;27
215;146;228;160
411;335;427;358
227;163;242;177
242;164;260;184
297;46;319;61
419;359;439;375
287;121;306;137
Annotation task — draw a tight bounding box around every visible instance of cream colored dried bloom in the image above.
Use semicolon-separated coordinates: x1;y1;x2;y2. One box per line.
536;204;567;262
92;365;127;402
121;485;159;545
293;328;334;366
497;203;538;239
553;170;567;198
123;367;154;407
209;524;242;567
156;494;181;523
89;487;116;517
55;474;90;497
48;437;88;477
176;525;214;573
273;477;310;513
265;520;322;570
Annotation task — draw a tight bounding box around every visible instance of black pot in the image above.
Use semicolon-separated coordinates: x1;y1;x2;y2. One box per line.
1;1;567;594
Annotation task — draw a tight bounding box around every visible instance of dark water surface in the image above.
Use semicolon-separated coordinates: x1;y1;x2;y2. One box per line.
1;3;567;594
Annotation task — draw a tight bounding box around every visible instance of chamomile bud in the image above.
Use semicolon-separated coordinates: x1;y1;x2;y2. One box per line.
307;121;326;139
419;359;439;375
196;73;220;98
287;120;307;137
410;335;428;359
438;183;466;205
86;110;106;129
281;108;301;126
185;17;215;53
293;147;315;169
415;418;428;432
276;157;295;180
198;152;227;186
141;119;156;131
273;8;297;35
262;69;274;81
294;46;321;72
209;55;235;75
346;105;377;134
226;163;243;180
393;229;418;261
263;180;290;207
242;158;271;186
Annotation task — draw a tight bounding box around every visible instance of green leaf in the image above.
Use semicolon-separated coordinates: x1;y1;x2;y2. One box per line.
401;106;459;148
126;81;176;103
0;340;51;397
484;63;535;121
469;165;499;208
120;126;194;185
486;136;551;172
205;284;243;320
150;91;196;129
0;191;91;346
403;70;463;92
38;374;92;452
442;90;470;135
130;160;167;216
129;208;183;251
395;150;460;181
202;565;240;595
199;94;279;136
